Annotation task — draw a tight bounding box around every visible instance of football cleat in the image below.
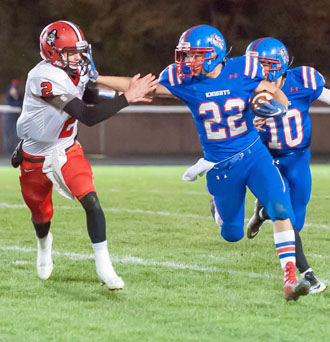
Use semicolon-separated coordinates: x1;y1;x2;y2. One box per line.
210;198;222;227
98;274;125;291
246;199;266;239
283;262;310;301
36;232;53;280
304;271;327;294
95;255;124;291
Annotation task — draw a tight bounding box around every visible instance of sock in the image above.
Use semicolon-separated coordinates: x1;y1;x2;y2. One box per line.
293;227;310;274
37;232;52;249
274;230;296;270
92;240;109;258
92;240;116;274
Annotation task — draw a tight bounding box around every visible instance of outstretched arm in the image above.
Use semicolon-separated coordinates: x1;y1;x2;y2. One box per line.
97;75;131;92
97;75;175;99
42;73;158;126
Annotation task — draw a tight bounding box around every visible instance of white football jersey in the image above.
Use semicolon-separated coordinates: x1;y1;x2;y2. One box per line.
17;60;89;155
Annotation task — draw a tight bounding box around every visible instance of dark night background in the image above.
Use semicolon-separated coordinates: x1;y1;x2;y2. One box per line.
1;0;330;93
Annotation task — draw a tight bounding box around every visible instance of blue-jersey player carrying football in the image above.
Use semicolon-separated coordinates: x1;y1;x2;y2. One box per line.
245;37;329;294
96;25;310;301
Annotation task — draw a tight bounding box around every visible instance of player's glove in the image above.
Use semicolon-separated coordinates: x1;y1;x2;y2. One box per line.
87;44;99;82
253;99;287;118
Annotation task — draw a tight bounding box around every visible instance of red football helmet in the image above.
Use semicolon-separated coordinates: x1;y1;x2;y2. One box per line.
40;20;89;73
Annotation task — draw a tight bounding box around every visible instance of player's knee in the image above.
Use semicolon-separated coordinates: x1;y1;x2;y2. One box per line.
265;200;293;222
221;224;244;242
79;192;102;213
30;205;53;223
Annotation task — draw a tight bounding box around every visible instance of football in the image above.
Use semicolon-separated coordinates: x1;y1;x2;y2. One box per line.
250;90;274;115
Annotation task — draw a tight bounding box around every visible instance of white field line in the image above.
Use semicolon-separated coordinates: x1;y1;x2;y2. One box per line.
2;245;330;283
0;245;280;280
0;202;212;221
1;202;330;230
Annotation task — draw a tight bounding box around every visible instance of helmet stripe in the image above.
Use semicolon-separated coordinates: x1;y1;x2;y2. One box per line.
250;38;267;51
182;25;200;42
58;20;84;41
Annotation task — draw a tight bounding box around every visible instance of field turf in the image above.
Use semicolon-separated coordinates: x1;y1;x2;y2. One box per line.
0;164;330;341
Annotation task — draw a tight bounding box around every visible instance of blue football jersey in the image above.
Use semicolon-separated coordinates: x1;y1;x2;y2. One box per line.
258;66;325;157
159;56;264;162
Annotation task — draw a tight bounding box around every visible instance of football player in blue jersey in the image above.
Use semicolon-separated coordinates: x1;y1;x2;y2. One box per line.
245;37;329;294
96;25;310;300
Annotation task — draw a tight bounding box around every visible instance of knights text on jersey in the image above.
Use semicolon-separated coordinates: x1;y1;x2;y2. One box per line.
17;60;89;155
159;56;263;162
258;66;325;157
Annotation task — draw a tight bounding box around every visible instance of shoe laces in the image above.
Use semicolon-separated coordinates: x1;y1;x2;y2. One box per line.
284;262;297;285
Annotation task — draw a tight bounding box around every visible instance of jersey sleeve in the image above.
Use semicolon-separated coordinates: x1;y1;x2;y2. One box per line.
159;64;196;102
298;66;325;101
159;64;183;88
241;55;265;89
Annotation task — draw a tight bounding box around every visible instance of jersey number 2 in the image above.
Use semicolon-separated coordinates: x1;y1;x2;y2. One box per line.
199;99;247;140
59;118;76;138
41;82;53;97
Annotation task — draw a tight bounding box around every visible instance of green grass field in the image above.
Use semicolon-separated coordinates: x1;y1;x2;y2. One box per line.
1;164;330;342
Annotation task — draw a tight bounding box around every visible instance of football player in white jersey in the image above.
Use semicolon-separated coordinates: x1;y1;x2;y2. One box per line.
14;20;157;290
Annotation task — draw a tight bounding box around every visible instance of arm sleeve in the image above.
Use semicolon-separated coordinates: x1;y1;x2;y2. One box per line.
63;95;128;126
44;93;128;126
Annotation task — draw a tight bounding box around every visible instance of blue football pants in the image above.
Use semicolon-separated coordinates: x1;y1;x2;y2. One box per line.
206;140;294;242
272;148;311;232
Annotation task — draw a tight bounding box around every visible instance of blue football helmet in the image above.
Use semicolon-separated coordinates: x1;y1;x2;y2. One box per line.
175;25;228;78
245;37;291;82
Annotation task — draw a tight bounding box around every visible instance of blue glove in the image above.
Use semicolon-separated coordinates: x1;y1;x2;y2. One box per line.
88;44;99;82
254;99;287;118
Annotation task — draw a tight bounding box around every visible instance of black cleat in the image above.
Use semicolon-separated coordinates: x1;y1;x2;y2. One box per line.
246;199;266;239
304;271;327;294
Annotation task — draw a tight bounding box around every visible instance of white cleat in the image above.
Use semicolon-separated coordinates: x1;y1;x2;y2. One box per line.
98;273;125;290
95;256;124;290
36;232;53;280
93;241;125;290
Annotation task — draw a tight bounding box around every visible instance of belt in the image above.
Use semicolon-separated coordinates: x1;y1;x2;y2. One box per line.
213;137;259;170
23;141;77;163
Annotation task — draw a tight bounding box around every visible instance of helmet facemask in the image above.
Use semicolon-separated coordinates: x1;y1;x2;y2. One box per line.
248;54;282;82
175;45;216;78
62;42;90;76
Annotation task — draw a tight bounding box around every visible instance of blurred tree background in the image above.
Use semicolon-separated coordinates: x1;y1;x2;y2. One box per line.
1;0;330;92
